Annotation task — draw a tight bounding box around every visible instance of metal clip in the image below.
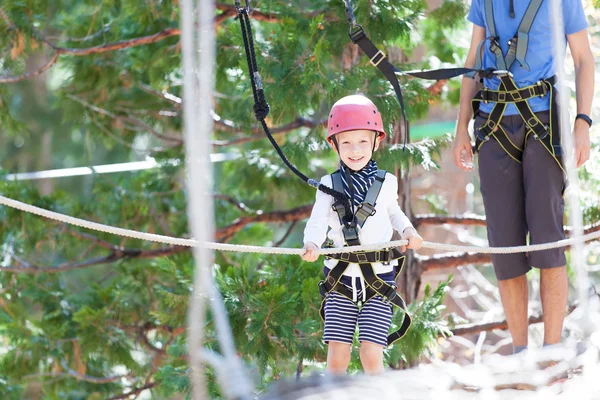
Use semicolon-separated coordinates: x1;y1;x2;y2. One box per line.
369;50;386;67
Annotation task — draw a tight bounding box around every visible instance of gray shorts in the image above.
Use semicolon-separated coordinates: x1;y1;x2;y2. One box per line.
476;110;566;281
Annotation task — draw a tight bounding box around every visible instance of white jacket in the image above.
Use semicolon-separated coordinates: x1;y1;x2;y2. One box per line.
303;172;413;278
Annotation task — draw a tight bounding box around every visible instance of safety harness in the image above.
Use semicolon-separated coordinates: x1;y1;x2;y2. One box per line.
318;169;412;346
471;0;564;172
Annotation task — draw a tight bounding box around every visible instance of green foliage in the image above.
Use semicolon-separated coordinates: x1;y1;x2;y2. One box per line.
387;276;454;365
0;0;501;398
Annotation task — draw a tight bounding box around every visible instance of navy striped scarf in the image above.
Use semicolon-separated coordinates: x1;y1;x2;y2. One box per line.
340;159;378;208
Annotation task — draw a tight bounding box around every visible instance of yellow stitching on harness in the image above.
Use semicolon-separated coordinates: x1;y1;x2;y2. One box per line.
497;125;522;152
491;132;522;163
356;253;368;263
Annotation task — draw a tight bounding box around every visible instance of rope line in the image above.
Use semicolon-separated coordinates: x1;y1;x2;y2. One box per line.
1;195;599;255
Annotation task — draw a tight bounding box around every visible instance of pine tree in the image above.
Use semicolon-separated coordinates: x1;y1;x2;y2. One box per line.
1;1;599;398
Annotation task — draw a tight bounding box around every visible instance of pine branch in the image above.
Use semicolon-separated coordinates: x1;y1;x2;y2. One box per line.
107;383;158;400
59;361;130;383
0;2;338;83
214;194;256;214
215;3;334;24
45;25;111;42
0;52;61;83
2;246;187;274
451;304;578;337
212;117;327;147
66;94;183;144
0;24;180;83
216;204;312;240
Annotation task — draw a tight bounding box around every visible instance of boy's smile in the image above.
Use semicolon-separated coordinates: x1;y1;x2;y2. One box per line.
334;129;380;171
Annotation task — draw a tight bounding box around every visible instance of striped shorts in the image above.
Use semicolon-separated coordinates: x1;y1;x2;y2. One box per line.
322;272;394;347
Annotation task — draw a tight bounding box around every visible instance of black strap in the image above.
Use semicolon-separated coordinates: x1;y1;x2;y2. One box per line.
473;77;553;103
481;0;544;72
331;169;387;246
318;257;412;346
326;248;403;264
235;5;352;212
500;75;549;139
472;75;563;171
342;1;484;147
355;170;386;228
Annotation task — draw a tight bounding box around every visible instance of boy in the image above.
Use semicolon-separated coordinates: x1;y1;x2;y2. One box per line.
301;94;423;374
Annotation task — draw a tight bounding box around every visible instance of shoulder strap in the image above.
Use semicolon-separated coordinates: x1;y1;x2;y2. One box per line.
511;0;544;71
484;0;507;70
330;171;347;226
331;171;361;246
355;170;387;228
484;0;543;72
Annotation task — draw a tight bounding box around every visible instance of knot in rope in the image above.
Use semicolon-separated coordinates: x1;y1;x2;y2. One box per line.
253;101;270;121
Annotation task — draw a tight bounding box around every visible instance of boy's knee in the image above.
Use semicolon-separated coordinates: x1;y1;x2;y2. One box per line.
359;343;380;359
327;342;351;374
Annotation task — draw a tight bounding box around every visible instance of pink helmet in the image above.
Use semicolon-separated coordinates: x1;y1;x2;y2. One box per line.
326;95;386;143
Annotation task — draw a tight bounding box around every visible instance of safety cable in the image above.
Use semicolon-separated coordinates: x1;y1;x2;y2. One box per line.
235;3;354;220
2;194;599;256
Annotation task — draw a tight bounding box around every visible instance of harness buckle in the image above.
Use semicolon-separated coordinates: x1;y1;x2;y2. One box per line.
382;284;398;304
318;280;327;298
533;125;550;140
492;70;513;78
537;81;548;97
497;92;506;103
369;50;386;67
489;38;501;54
355;252;368;263
481;90;490;104
475;127;490;142
356;203;376;219
348;24;366;43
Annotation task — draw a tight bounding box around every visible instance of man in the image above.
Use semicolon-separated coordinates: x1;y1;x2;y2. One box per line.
453;0;594;354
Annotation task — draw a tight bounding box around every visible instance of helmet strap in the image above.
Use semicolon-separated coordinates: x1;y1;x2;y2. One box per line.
372;132;378;154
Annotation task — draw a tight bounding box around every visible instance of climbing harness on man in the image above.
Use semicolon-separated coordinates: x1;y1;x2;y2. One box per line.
469;0;565;171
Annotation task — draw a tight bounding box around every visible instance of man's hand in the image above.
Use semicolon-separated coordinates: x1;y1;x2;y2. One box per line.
574;119;591;168
400;227;423;253
452;130;474;171
301;242;319;262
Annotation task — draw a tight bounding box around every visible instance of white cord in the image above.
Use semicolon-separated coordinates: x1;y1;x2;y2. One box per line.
1;194;599;255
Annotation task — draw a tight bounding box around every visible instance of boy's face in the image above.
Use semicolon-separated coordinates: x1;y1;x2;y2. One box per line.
333;129;380;171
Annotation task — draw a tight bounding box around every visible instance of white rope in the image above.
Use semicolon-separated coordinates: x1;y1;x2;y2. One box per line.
2;194;599;255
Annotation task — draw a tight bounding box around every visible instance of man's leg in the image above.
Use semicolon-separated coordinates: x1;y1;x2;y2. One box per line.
476;113;531;353
523;111;568;346
540;266;568;345
498;274;529;350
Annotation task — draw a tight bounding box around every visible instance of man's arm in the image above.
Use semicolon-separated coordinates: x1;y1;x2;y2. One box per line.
452;24;486;170
567;29;594;168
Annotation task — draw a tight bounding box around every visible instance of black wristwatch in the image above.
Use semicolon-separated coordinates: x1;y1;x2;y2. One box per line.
575;113;593;127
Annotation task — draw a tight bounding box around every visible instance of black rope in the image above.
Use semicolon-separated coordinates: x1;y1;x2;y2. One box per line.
342;0;487;147
236;7;352;215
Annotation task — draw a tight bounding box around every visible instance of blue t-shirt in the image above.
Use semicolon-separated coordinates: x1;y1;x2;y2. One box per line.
468;0;588;115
